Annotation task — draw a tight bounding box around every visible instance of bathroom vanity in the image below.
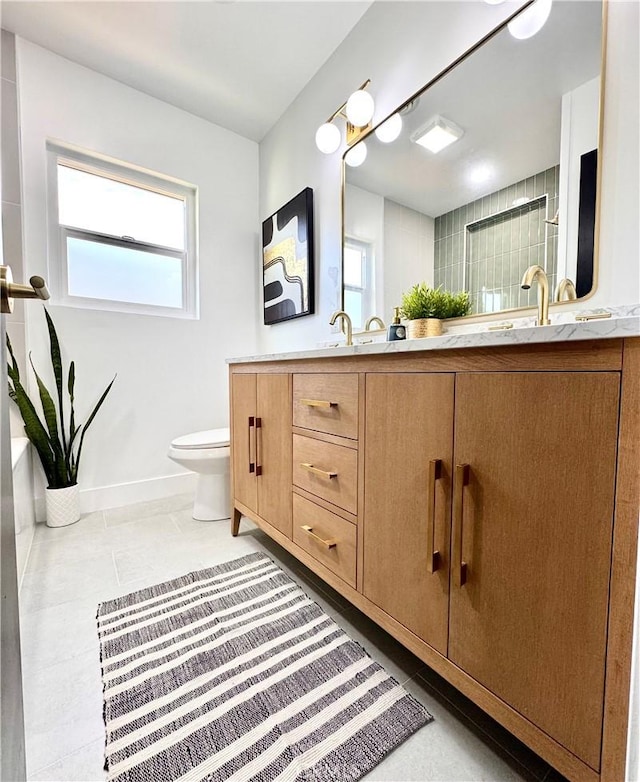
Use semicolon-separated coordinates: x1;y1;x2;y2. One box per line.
228;322;639;782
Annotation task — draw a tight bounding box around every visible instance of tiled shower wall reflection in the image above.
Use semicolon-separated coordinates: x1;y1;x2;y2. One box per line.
434;165;559;314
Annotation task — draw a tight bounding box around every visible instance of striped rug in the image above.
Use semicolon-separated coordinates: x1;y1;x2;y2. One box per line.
97;552;432;781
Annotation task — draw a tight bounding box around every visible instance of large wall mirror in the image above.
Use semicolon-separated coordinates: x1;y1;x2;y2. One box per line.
342;1;604;329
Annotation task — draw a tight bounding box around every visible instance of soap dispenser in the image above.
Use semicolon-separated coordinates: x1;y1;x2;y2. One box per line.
387;307;406;341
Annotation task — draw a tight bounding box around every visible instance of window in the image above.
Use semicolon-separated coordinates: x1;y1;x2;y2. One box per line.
47;143;198;317
343;237;372;331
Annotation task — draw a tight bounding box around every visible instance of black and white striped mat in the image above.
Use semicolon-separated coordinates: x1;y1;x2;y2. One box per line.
97;552;432;781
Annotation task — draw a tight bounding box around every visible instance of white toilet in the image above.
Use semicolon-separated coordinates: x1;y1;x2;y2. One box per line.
168;428;230;521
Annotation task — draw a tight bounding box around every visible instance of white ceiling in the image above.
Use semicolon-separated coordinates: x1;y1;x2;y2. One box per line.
1;1;372;142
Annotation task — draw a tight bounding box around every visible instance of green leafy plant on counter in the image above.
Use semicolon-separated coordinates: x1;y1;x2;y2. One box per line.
400;283;471;320
6;309;116;488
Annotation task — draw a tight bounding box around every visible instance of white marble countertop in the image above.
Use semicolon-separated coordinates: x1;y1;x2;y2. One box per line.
226;304;640;364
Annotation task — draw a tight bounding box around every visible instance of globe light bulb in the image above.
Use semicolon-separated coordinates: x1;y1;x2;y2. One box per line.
345;142;367;168
508;0;553;40
375;113;402;143
315;122;341;154
345;90;375;127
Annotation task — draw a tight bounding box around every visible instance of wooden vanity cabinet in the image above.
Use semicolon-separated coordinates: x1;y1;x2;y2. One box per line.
229;339;639;782
292;373;358;439
291;373;361;588
363;373;454;655
449;372;620;771
363;369;620;769
230;372;292;538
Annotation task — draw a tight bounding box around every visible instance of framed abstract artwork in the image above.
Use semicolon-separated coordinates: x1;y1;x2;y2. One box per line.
262;187;314;325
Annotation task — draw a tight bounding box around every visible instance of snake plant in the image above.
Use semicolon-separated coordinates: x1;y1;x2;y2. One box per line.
6;309;115;489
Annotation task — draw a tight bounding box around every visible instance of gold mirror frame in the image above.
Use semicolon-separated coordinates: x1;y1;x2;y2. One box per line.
340;0;608;324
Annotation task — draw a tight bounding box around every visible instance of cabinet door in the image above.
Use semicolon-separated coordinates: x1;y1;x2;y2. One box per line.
363;373;454;654
231;373;257;514
257;373;292;538
449;372;620;770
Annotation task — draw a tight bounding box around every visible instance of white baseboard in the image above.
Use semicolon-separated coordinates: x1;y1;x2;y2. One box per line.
34;472;197;522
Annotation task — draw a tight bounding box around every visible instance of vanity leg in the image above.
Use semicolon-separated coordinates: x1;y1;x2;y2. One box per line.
231;508;241;536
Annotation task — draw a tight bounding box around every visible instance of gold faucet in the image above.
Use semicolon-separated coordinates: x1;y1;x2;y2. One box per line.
521;265;550;326
554;278;577;302
364;315;386;331
329;310;353;346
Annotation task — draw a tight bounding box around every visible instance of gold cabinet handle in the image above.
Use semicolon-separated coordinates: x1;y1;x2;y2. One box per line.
453;464;470;587
300;462;337;479
300;398;338;408
255;417;263;477
427;459;442;573
248;416;255;474
301;525;337;549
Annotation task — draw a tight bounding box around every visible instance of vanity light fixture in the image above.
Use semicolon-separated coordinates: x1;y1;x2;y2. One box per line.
345;142;368;168
508;0;553;40
411;115;464;154
375;113;403;144
345;89;375;127
315;79;375;155
315;123;341;154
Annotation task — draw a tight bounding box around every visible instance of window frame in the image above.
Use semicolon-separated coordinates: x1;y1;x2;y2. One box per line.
46;142;199;319
343;236;372;330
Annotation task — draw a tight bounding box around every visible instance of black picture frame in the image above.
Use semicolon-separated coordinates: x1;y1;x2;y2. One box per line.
262;187;314;325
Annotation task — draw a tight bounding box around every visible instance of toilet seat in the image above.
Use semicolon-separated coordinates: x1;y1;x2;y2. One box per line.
170;428;230;450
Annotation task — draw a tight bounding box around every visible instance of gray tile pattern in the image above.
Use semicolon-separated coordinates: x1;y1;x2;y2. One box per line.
20;493;567;782
434;166;559;314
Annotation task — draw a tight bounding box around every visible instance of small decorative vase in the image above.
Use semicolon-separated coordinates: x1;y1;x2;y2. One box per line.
407;318;443;339
45;484;81;528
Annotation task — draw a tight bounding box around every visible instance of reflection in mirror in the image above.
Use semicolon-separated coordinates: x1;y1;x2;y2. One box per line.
343;1;603;324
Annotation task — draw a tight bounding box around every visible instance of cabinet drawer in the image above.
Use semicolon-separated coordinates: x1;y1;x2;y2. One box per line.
293;374;358;439
292;434;357;514
293;494;356;588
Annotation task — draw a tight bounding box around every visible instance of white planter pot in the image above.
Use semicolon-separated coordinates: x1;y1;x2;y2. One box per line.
45;484;81;528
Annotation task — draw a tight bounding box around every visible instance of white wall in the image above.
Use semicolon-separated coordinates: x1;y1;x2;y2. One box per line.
558;77;600;281
258;0;639;354
591;0;640;308
383;199;434;320
17;39;260;512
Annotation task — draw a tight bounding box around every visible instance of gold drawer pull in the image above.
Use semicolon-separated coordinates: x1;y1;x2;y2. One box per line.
301;525;337;549
300;462;337;479
255;417;263;477
427;459;442;573
248;416;255;474
300;398;338;408
453;463;470;587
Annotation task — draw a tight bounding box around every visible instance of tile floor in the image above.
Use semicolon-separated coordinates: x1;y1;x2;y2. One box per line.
19;494;568;782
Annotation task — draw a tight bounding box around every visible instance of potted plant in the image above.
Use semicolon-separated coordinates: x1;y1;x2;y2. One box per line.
6;310;115;527
400;283;471;338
